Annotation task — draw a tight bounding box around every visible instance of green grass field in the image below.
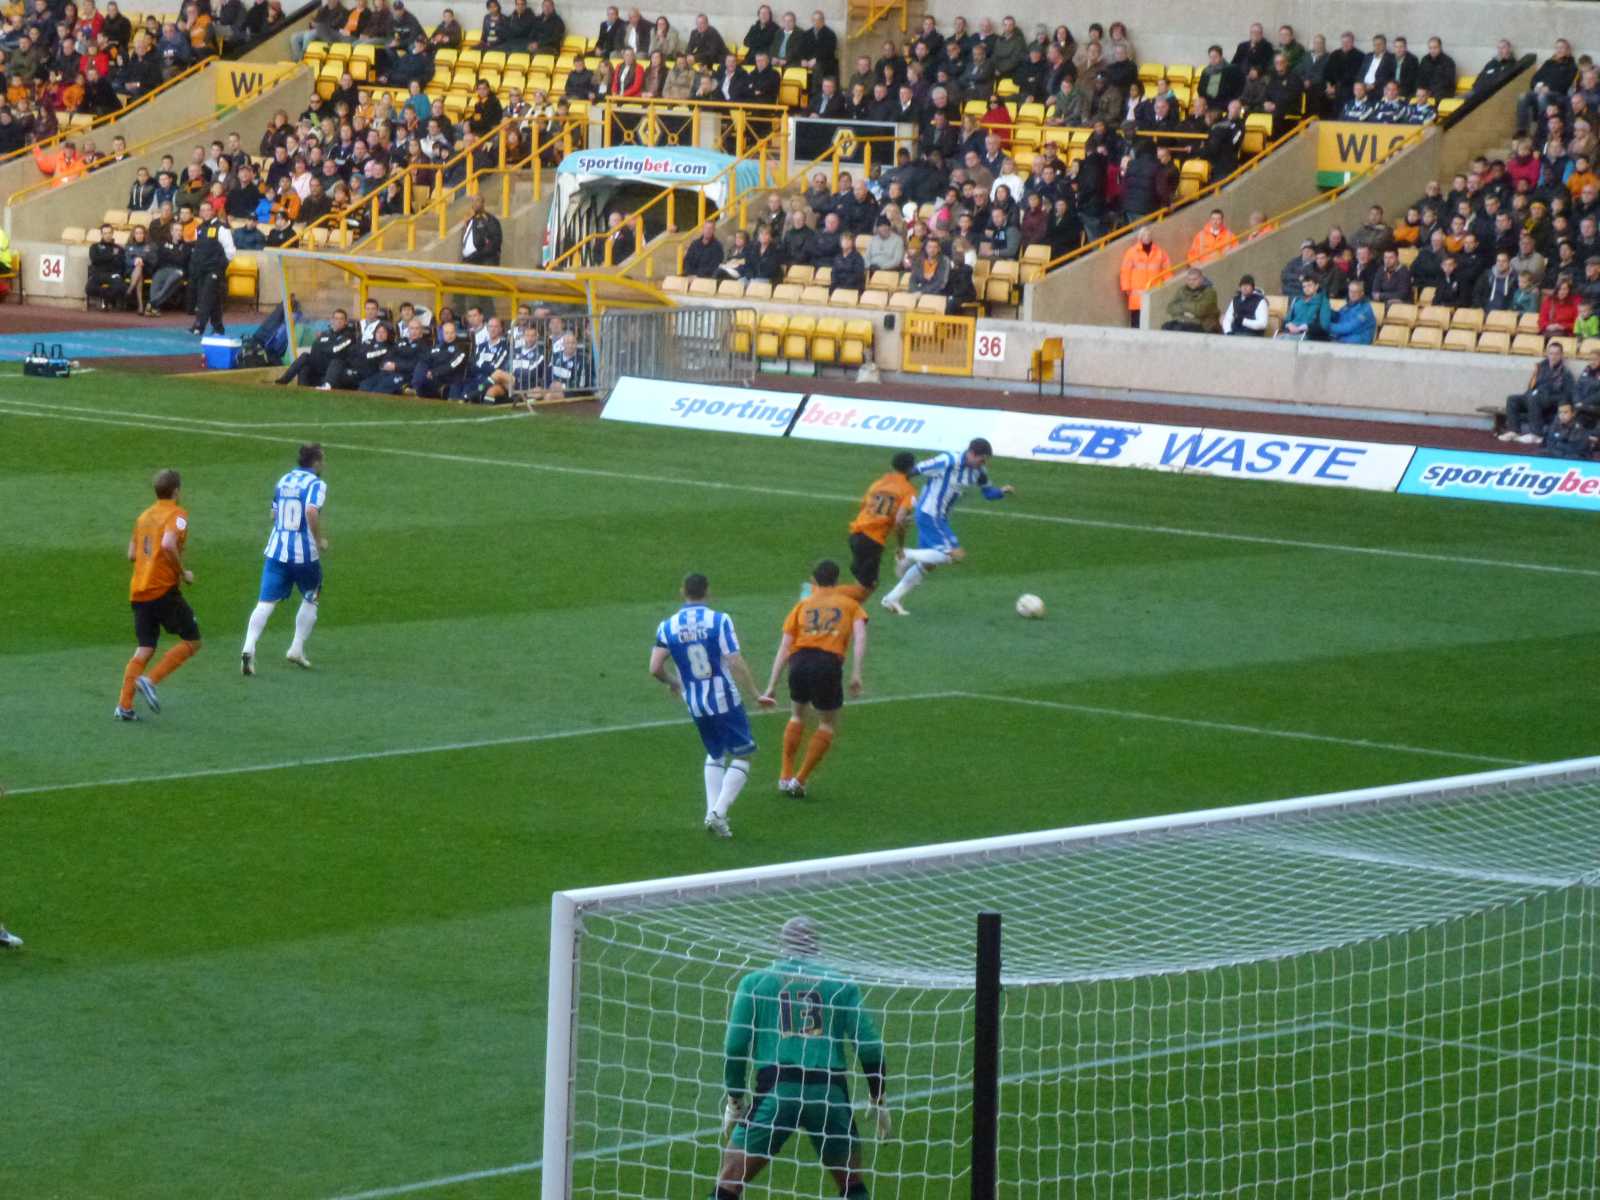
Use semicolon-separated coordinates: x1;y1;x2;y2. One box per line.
1;372;1596;1200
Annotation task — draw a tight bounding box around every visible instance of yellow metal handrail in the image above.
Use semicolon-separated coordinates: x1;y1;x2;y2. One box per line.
1040;117;1318;275
0;56;215;169
853;0;908;40
599;95;790;157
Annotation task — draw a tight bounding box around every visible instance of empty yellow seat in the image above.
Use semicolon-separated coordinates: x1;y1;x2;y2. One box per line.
800;285;830;305
1375;324;1408;349
1408;326;1443;351
1442;328;1477;352
716;279;746;298
660;274;690;293
1476;331;1510;354
783;314;816;359
812;317;845;364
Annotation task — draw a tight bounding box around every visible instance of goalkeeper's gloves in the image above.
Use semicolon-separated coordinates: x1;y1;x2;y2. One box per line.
870;1100;892;1139
721;1095;748;1138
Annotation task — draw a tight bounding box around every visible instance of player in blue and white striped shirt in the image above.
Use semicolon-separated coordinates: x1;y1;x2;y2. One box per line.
879;437;1014;616
649;573;774;838
240;444;328;675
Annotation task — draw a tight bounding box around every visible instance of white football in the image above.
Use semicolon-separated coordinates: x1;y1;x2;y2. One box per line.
1015;593;1045;619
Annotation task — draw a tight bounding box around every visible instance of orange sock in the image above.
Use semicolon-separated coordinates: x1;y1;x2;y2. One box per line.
147;640;198;684
781;718;805;779
118;656;144;709
796;727;835;784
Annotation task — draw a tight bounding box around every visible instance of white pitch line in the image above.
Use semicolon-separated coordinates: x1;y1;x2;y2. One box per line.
0;396;529;429
3;692;961;798
1329;1021;1596;1072
960;692;1522;767
2;395;1598;581
325;1021;1334;1200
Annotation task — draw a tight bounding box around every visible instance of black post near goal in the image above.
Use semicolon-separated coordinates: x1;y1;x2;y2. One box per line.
973;911;1001;1200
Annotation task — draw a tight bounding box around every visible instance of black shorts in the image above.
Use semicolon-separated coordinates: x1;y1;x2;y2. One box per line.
788;647;845;712
131;587;200;648
848;532;886;589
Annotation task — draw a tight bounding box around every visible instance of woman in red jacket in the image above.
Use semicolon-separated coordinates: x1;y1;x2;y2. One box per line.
1540;275;1580;335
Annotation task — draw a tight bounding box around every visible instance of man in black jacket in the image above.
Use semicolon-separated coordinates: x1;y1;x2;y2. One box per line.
686;13;727;68
87;224;125;310
743;4;776;59
595;5;623;54
1431;255;1470;306
187;199;234;335
1324;30;1362;106
277;308;356;387
1232;23;1272;75
742;224;785;282
460;194;502;265
603;211;636;263
355;323;418;393
1518;39;1578;134
682;220;724;277
830;233;866;291
1474;39;1518;96
1416;38;1457;102
411;319;470;396
1502;340;1574;443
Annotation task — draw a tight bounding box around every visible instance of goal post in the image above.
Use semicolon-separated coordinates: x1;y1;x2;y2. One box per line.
541;757;1600;1199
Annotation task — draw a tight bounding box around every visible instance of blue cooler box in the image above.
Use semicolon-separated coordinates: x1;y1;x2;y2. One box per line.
202;336;242;369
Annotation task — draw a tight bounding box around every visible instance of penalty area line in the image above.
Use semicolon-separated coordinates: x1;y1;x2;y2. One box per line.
2;396;1598;581
960;692;1524;767
3;692;962;798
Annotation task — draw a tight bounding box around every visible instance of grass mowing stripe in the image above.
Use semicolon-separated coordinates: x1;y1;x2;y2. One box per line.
960;692;1523;767
3;691;964;797
4;396;1599;582
327;1021;1336;1200
1329;1022;1597;1072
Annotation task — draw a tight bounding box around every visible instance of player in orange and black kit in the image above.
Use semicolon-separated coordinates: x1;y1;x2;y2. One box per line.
840;451;919;603
115;469;203;720
758;560;869;799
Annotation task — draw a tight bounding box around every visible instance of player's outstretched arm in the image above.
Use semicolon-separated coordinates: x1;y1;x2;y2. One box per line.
759;632;795;704
848;618;867;697
726;652;772;708
648;646;681;698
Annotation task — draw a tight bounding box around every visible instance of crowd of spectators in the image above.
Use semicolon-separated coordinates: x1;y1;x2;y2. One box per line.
0;0;289;161
275;297;592;404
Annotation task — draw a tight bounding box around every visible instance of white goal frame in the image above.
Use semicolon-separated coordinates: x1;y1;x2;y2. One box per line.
540;754;1600;1199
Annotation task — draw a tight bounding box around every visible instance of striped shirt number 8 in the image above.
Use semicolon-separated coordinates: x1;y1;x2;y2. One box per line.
279;498;304;531
684;642;712;680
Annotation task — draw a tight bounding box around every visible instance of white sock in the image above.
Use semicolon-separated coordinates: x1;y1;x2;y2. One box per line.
704;756;727;817
882;563;926;606
716;758;750;818
287;597;318;656
242;601;275;654
904;547;953;566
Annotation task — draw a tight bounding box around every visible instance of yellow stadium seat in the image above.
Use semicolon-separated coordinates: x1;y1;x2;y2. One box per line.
856;289;889;309
451;67;476;89
743;280;773;300
481;50;507;70
829;289;859;308
1165;65;1196;87
1241;112;1273;156
507;52;533;70
1384;303;1417;328
1516;312;1542;335
660;274;689;293
478;69;501;91
457;49;482;69
226;254;259;306
812;317;844;364
350;43;376;64
1137;62;1163;85
786;264;814;285
1483;310;1518;335
1375;324;1408;349
324;41;351;60
60;225;87;244
756;313;787;358
867;270;899;291
1437;98;1463;119
888;291;918;313
1020;264;1045;284
1442;328;1477;352
717;279;746;298
963;99;986;117
1552;336;1578;358
1416;286;1436;305
1581;338;1600;358
915;294;947;314
102;208;130;228
771;282;803;302
303;40;329;63
1018;102;1046;124
783;315;816;359
730;309;755;354
1408;326;1443;351
687;277;717;297
1510;333;1546;356
1415;305;1451;329
813;266;832;286
1456;76;1475;95
800;285;830;305
1476;331;1511;354
434;48;458;69
1449;308;1485;334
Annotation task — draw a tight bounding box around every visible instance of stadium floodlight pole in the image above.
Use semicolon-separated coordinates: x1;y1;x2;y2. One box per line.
972;911;1001;1200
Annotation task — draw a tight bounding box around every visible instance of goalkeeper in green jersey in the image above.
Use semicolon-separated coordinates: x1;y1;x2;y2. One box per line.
711;916;889;1200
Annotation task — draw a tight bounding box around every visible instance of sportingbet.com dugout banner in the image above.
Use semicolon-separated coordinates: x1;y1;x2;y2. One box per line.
1400;447;1600;511
601;378;1419;494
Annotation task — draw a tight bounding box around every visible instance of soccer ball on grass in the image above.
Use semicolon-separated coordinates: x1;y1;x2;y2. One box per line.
1015;593;1045;619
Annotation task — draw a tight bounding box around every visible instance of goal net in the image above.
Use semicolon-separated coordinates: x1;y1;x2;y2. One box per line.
543;759;1600;1199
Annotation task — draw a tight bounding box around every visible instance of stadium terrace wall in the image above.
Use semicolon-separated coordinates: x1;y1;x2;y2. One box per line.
922;1;1584;78
6;69;310;245
1141;66;1524;329
1026;125;1322;328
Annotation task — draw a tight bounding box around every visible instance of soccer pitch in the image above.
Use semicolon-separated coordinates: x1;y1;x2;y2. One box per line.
1;373;1595;1200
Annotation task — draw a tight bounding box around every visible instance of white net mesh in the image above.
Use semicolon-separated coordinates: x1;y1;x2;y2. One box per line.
551;766;1600;1199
